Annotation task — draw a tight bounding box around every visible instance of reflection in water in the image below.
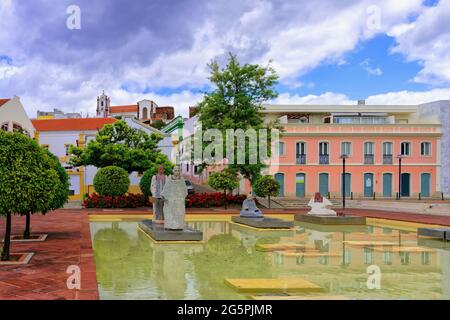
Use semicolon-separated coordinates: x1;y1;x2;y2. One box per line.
90;220;450;300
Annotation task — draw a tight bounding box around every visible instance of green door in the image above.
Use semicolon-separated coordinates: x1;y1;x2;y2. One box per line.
401;173;410;197
383;173;393;197
319;173;329;197
341;173;351;197
421;173;431;197
275;173;285;197
296;173;306;198
364;173;374;197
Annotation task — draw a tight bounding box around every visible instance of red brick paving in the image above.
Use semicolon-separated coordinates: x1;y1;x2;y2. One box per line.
0;211;98;300
1;205;449;300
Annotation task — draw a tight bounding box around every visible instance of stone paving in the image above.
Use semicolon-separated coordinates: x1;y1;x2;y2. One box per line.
1;206;450;300
0;210;98;300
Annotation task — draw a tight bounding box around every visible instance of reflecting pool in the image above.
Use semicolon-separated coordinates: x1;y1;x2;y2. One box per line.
90;219;450;300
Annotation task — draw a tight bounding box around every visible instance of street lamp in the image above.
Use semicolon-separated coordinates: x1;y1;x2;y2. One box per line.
397;154;403;200
340;154;348;212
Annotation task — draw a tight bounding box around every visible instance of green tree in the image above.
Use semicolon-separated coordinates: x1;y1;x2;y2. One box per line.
139;157;174;197
22;149;70;239
208;171;239;209
69;120;170;173
0;132;59;260
94;166;130;197
196;53;280;185
253;175;280;208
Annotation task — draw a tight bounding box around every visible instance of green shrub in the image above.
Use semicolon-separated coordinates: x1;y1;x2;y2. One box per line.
94;166;130;196
208;171;239;209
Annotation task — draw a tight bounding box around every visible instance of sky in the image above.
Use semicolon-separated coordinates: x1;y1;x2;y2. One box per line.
1;0;450;118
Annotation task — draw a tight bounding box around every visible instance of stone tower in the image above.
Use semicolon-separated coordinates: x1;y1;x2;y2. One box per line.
96;91;111;118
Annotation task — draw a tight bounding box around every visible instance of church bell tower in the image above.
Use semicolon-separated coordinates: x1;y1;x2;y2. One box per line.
96;91;111;118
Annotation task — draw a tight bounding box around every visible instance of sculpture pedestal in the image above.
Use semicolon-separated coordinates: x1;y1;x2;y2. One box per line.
138;220;203;242
294;214;366;225
232;216;294;229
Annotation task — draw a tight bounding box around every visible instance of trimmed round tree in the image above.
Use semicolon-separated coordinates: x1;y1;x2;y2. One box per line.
0;131;59;260
139;155;173;197
253;175;280;208
208;171;239;209
94;166;130;197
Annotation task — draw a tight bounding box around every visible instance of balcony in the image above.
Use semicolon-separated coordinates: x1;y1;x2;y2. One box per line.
383;154;393;164
364;154;374;164
296;154;307;164
319;154;329;165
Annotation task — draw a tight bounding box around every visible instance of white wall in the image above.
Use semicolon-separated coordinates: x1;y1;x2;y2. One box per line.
0;96;35;136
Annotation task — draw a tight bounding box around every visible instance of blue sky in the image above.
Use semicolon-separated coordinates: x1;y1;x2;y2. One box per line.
1;0;450;116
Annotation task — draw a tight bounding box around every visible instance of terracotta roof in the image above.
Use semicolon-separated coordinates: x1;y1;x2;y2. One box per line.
0;99;10;107
32;118;117;132
110;105;138;113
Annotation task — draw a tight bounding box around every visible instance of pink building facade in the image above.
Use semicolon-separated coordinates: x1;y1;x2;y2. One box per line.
263;103;442;199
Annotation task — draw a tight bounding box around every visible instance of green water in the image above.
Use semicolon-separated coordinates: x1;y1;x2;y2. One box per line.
90;220;450;300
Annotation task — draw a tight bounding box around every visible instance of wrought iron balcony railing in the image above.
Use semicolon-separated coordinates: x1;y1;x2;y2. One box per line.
364;154;375;164
383;154;393;164
319;154;329;165
296;154;307;164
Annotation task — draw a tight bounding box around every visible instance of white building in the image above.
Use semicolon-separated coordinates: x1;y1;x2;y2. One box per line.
0;96;35;137
32;117;171;200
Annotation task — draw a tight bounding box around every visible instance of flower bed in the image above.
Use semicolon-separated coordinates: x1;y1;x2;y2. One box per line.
83;193;149;208
186;192;246;208
83;192;246;208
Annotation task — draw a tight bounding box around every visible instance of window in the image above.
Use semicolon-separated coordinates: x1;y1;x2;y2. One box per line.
382;251;392;265
1;122;8;132
364;142;375;164
421;142;431;156
383;142;393;164
341;142;352;156
401;142;411;156
319;142;329;155
364;142;374;155
296;142;306;164
278;142;285;156
383;142;393;155
319;142;329;164
421;252;431;265
296;142;306;155
364;247;374;265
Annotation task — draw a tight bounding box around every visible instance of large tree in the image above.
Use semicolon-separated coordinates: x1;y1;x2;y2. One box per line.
196;54;280;185
69;120;171;173
0;131;59;260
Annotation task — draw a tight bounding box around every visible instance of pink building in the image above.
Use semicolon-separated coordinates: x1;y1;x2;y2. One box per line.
262;103;442;199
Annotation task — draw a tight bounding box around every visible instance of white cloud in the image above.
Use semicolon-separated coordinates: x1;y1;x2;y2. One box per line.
365;88;450;105
390;0;450;84
360;59;383;76
272;92;352;105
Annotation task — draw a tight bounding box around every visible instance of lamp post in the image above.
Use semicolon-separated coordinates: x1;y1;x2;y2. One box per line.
340;154;348;212
397;154;403;200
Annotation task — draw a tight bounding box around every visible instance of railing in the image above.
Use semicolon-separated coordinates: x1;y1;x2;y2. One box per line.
319;154;329;165
296;154;306;164
383;154;393;164
364;154;374;164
